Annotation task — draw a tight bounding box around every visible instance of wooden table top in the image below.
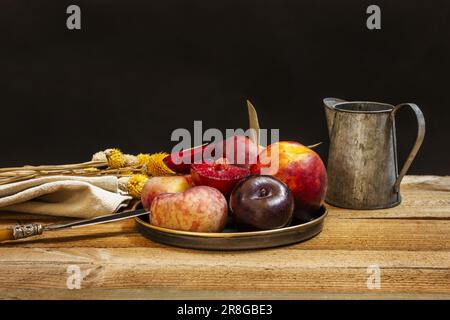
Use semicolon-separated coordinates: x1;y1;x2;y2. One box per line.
0;175;449;300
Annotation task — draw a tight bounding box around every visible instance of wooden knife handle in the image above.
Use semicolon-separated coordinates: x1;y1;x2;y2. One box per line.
0;228;14;242
0;224;43;242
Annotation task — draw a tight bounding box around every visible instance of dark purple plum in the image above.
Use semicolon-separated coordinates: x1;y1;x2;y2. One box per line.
229;175;294;231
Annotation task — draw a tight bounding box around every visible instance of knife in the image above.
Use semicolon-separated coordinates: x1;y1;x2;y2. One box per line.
0;208;148;242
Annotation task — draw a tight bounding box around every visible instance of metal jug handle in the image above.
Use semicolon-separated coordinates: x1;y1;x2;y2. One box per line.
391;103;426;192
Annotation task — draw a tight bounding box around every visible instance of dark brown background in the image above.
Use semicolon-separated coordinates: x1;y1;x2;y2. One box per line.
0;0;449;174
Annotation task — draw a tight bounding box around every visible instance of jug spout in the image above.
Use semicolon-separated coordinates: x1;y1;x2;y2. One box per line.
323;98;346;137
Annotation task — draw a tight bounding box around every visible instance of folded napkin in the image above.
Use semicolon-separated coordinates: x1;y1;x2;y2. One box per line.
0;176;132;218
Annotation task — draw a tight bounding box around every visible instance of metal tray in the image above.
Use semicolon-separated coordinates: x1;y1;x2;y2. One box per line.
135;206;327;250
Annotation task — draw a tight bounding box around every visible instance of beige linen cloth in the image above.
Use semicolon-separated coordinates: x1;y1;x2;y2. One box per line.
0;176;132;218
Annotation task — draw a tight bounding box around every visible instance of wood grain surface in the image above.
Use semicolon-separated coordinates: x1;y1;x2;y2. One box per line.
0;175;449;300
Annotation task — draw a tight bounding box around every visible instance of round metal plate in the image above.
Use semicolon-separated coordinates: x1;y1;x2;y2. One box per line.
135;206;327;250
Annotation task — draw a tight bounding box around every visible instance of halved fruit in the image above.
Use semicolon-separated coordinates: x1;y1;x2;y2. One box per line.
163;144;212;174
190;158;251;197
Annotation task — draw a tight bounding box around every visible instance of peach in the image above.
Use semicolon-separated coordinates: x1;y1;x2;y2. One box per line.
150;186;228;232
141;175;193;210
251;141;327;221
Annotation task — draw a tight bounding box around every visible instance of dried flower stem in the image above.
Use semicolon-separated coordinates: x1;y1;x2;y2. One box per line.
0;160;107;173
0;173;38;185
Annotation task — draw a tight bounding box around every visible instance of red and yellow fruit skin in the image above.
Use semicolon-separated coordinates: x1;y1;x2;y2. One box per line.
251;141;327;220
216;135;260;168
141;175;193;210
150;186;228;232
163;144;210;174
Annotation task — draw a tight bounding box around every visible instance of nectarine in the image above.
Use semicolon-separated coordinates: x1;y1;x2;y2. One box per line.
252;141;327;221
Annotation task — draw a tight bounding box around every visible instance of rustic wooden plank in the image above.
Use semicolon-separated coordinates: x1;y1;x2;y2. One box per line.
0;248;448;296
403;175;450;191
2;247;448;269
327;176;450;219
0;218;448;252
2;289;450;300
1;288;450;300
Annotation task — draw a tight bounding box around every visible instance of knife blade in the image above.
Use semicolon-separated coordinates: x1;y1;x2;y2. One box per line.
45;208;148;231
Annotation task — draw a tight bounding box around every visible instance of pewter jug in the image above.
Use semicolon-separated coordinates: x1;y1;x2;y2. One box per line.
324;98;425;209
